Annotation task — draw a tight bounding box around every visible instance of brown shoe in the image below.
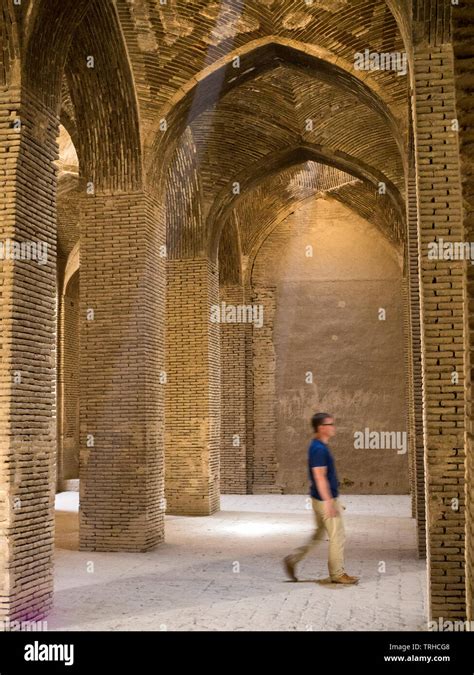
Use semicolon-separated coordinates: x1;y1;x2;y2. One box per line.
331;573;359;584
344;574;360;583
283;555;298;582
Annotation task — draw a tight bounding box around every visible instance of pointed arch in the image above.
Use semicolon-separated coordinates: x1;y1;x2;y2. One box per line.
147;37;407;190
208;143;405;261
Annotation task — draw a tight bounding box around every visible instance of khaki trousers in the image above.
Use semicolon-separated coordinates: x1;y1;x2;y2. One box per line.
290;497;346;579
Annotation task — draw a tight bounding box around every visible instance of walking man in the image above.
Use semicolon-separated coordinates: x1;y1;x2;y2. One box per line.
284;412;359;584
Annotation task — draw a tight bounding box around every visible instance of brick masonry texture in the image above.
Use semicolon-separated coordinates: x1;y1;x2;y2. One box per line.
219;284;248;495
412;36;468;617
0;90;58;621
406;167;427;557
0;0;473;626
79;192;165;552
58;271;79;486
453;0;474;623
165;258;221;515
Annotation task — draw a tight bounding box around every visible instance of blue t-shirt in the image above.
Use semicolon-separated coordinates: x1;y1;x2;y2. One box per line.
308;439;339;500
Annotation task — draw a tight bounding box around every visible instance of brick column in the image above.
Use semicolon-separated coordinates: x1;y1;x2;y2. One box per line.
57;273;80;491
165;258;220;515
79;192;165;551
412;42;468;619
406;167;427;558
220;284;247;494
452;0;474;622
0;90;58;621
244;294;255;493
402;275;417;519
251;286;281;493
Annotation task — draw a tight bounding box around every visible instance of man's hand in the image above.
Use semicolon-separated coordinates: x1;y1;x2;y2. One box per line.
324;500;339;518
313;466;338;517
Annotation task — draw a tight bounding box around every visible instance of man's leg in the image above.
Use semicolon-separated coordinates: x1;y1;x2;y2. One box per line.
323;498;346;579
315;498;358;583
283;498;325;580
291;499;326;563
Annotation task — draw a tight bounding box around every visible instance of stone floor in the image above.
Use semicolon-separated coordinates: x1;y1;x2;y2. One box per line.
47;494;427;631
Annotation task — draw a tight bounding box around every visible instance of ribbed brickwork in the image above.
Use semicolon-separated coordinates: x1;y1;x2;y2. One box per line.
233;163;362;261
64;0;142;193
0;90;58;620
133;0;407;180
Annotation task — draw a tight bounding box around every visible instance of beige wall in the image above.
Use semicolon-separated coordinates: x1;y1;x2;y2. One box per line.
252;196;409;494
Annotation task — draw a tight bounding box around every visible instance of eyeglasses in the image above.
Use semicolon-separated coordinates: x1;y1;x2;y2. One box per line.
321;423;335;426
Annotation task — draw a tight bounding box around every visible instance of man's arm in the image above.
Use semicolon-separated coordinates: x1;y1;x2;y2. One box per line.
312;466;338;517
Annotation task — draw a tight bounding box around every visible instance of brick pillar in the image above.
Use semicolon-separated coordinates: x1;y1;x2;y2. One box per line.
244;290;255;493
165;258;220;515
406;168;427;558
402;275;417;519
79;192;165;551
0;90;58;621
251;286;281;493
57;273;80;491
453;0;474;622
220;284;247;494
412;42;468;619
